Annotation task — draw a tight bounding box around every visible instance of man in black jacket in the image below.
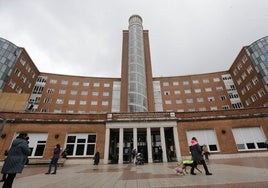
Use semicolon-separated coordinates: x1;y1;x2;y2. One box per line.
189;137;212;175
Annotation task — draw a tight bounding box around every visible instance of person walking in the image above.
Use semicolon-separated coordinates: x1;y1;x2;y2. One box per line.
93;151;100;166
1;132;31;188
45;144;61;175
189;137;212;175
202;144;210;160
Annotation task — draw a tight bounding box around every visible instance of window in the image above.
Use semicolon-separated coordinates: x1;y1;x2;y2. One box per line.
44;98;52;103
92;92;99;96
208;97;215;102
213;78;220;82
258;89;265;98
8;80;16;89
192;80;199;84
246;83;252;91
183;81;189;85
59;89;66;94
103;92;109;96
174;90;180;94
252;76;258;85
68;100;76;105
173;81;179;86
80;100;87;105
163;82;169;86
47;88;54;94
203;79;209;83
21;75;27;83
210;106;217;110
237;78;242;85
72;81;79;86
251;94;257;102
232;127;266;151
16;86;22;93
247;66;254;74
186;99;193;103
61;80;68;85
102;101;109;106
91;101;97;105
241;88;246;95
165;100;171;104
237;63;242;70
66;110;74;113
233;69;238;76
20;58;26;66
175;99;182;104
195;88;201;93
184;89;191;94
241;72;247;80
220;95;226;101
93;82;100;87
216;86;223;91
197;98;204;102
56;99;64;104
232;102;243;109
222;105;230;110
71;90;78;95
242;55;248;63
205;88;212;92
83;82;89;86
27;133;47;157
65;134;97;157
14;68;21;77
104;83;110;87
164;91;170;95
50;79;57;84
186;130;219;152
81;91;88;96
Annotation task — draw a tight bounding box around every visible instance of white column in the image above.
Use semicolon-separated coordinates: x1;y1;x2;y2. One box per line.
146;127;153;163
173;126;181;162
103;128;110;164
133;127;138;151
118;128;124;164
160;127;167;162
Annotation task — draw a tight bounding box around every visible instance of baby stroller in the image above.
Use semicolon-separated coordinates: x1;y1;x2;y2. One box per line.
135;153;144;165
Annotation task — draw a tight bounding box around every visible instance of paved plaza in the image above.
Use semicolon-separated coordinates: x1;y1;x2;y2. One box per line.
1;156;268;188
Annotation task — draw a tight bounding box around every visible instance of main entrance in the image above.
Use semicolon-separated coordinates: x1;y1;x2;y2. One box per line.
104;121;181;164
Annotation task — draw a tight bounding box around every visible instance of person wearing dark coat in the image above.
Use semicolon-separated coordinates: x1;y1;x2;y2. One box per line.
189;137;212;175
93;152;100;166
1;132;31;188
45;144;61;175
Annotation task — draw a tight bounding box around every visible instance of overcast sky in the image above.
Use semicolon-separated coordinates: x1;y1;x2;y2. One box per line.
1;0;268;78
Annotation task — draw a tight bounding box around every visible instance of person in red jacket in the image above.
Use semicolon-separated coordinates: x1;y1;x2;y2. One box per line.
189;137;212;175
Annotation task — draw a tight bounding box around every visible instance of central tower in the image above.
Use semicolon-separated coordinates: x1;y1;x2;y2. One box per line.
120;15;154;112
127;15;148;112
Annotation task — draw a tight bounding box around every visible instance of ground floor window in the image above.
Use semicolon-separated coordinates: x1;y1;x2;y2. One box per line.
65;133;96;157
186;129;219;152
27;133;48;157
232;127;266;151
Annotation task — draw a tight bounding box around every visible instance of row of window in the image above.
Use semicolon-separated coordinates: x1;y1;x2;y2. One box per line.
49;79;111;88
26;133;97;158
162;77;221;87
47;88;110;96
164;86;224;95
244;88;266;106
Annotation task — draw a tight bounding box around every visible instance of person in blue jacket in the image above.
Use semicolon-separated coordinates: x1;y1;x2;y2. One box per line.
45;144;61;175
1;132;31;188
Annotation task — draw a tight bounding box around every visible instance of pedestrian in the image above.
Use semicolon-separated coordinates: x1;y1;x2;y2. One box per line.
131;148;136;165
0;150;9;182
93;151;100;166
1;132;31;188
158;146;163;162
189;137;212;175
202;144;210;160
45;144;61;175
